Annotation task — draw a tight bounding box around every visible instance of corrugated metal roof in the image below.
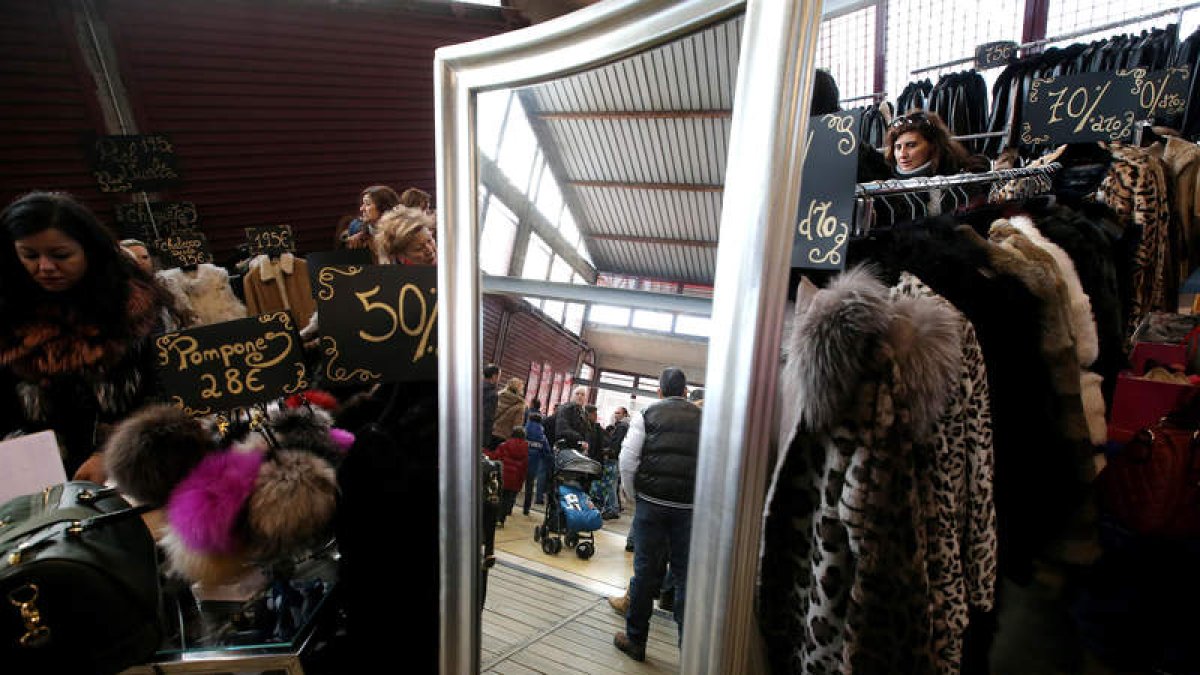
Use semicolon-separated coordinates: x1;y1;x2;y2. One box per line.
519;14;743;285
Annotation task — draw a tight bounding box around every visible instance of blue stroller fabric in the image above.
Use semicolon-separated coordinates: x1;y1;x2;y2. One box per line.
558;485;603;533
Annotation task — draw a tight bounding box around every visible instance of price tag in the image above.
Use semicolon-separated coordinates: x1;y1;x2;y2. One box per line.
113;201;199;240
246;224;296;256
315;264;438;384
306;249;374;295
155;232;213;269
792;110;859;271
1021;71;1145;145
974;41;1018;70
1137;66;1192;122
154;312;309;416
88;134;182;193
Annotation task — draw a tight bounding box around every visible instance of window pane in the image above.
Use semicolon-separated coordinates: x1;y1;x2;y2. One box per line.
578;362;594;381
479;196;517;276
522;233;551;281
1047;0;1200;47
563;303;586;334
559;209;581;247
636;377;659;393
476;90;511;160
599;371;636;387
885;0;1024;100
549;256;573;283
632;309;674;332
496;103;540;191
675;313;711;337
535;166;564;223
589;304;630;326
816;5;877;103
524;297;543;310
542;299;565;323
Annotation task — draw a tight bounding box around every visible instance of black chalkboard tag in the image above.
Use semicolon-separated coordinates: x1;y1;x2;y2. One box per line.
1020;70;1145;146
155;232;214;269
1138;65;1192;125
154;312;309;416
88;134;182;193
974;41;1018;70
792;110;860;271
315;264;437;384
246;224;296;257
113;201;199;240
306;249;374;294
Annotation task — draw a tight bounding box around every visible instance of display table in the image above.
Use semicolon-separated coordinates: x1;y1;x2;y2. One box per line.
120;549;338;675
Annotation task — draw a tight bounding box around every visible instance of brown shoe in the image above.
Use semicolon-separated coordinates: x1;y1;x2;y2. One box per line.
613;631;646;662
607;594;629;615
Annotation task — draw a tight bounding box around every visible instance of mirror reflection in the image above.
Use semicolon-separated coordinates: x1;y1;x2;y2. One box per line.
474;12;743;671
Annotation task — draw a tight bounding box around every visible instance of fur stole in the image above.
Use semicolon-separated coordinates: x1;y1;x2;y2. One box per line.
156;264;247;328
0;279;159;382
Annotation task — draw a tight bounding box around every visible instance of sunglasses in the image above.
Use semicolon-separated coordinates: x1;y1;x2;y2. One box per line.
889;112;933;129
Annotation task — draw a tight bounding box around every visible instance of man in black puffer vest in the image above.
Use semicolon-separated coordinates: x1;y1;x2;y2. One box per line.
613;367;701;662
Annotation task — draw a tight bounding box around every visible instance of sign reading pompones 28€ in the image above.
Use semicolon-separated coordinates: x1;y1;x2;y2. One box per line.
792;110;860;271
315;264;438;384
155;313;309;416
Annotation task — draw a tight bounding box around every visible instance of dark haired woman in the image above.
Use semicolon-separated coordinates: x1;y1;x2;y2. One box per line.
883;109;989;217
0;192;178;479
342;185;400;250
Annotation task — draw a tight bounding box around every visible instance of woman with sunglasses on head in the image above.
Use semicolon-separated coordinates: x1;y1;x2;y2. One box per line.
883;110;989;217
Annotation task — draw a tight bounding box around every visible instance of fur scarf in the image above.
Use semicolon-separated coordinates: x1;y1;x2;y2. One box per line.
156;263;247;328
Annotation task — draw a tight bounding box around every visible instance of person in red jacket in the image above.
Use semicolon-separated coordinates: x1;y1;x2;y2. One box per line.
486;426;529;528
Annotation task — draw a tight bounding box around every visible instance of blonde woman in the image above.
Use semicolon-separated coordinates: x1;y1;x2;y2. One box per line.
373;205;436;266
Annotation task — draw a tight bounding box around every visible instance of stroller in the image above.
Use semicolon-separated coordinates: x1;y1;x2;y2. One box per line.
533;440;603;559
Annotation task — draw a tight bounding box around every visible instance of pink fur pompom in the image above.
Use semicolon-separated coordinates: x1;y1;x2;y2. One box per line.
328;427;355;453
166;448;264;554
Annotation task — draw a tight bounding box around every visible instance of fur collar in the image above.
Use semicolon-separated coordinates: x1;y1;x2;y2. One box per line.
0;279;160;382
782;267;962;440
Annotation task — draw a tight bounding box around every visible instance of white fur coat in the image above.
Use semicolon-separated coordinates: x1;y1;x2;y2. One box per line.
157;264;248;328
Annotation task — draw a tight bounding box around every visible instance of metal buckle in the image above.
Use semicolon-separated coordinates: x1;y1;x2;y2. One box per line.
7;583;51;648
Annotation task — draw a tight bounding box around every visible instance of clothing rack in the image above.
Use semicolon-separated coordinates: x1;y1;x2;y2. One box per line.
854;162;1061;198
841;92;888;105
910;2;1200;75
852;162;1061;234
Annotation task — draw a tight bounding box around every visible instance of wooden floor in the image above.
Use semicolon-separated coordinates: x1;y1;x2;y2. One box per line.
481;499;680;674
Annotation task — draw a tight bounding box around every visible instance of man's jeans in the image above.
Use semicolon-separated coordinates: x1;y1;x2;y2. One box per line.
625;497;692;645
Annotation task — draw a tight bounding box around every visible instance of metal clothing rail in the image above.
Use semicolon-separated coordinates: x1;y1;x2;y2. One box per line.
854;161;1061;197
910;1;1200;75
841;91;887;104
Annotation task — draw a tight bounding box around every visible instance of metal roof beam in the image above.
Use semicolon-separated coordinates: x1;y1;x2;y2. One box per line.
535;110;732;120
590;234;718;248
483;275;712;316
479;154;598;282
569;180;723;192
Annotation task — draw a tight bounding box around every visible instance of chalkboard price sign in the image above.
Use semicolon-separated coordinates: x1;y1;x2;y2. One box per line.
792;111;859;271
306;249;374;295
113;201;199;240
90;134;182;193
246;224;296;256
1021;71;1144;145
155;232;213;268
975;41;1018;70
155;312;308;416
1137;66;1192;120
315;264;438;384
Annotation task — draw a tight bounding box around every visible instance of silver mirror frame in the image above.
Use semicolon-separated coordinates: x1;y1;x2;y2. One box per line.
434;0;820;671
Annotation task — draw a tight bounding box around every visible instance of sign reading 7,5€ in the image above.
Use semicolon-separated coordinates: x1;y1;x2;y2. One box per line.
315;264;438;384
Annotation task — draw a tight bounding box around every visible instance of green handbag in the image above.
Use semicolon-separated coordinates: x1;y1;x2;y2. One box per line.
0;481;162;674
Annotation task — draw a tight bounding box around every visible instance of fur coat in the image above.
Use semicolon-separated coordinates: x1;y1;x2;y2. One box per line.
845;222;1075;582
762;267;990;675
0;279;163;475
156;263;247;328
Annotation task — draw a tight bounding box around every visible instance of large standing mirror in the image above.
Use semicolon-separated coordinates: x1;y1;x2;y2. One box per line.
436;1;821;672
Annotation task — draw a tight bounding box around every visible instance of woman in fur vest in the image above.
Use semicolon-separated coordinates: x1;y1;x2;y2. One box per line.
491;378;527;445
0;192;178;480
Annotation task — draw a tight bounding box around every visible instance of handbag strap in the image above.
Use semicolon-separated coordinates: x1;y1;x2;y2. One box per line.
0;507;97;547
